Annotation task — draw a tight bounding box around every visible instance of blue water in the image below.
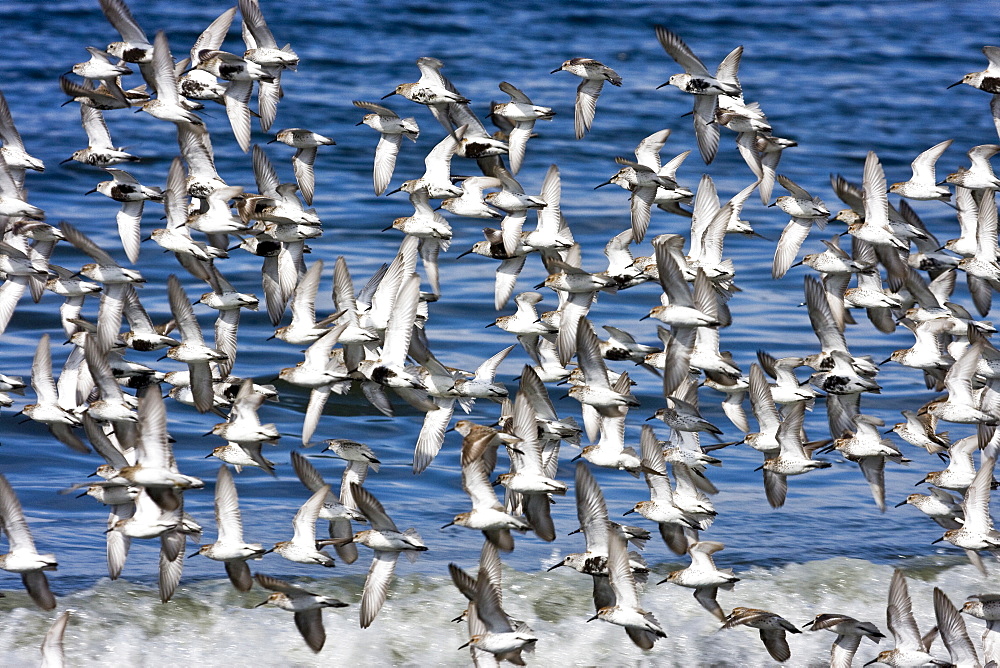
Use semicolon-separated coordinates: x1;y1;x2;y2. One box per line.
0;0;998;664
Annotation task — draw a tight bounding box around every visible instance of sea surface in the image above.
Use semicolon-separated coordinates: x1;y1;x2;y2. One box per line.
0;0;996;665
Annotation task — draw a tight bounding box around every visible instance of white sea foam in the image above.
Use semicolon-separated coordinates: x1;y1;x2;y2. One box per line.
0;558;994;665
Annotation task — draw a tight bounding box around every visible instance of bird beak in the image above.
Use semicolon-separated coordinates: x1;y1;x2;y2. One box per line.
593;180;612;189
355;120;364;126
381;91;396;99
440;521;454;529
879;357;892;365
266;138;277;144
946;80;964;89
622;509;635;516
253;599;270;608
76;491;87;498
456;248;475;259
59;157;75;165
187;551;201;559
571;452;583;461
549;67;562;74
381;225;394;232
484;322;496;328
639;313;651;321
894;499;908;508
84;188;98;195
655;81;670;89
586;613;600;622
931;537;944;544
546;562;563;571
644;415;655;422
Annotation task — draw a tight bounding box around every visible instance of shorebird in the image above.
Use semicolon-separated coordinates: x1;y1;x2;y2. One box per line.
353;100;419;195
587;529;666;649
270;129;335;206
659;541;738;621
655;26;742;164
350;483;428;628
550;58;622;139
490;81;554;173
0;473;57;610
254;573;347;653
449;545;538;663
865;570;947;667
805;613;884;667
722;607;800;663
193;465;266;591
949;46;1000;93
889;139;954;201
269;484;336;567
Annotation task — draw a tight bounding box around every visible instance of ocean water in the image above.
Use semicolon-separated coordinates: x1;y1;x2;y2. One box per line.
0;0;997;664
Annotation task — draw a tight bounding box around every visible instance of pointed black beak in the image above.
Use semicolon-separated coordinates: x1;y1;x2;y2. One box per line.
549;67;562;74
84;188;98;195
655;81;670;89
946;80;964;89
894;499;908;508
60;156;75;165
381;91;396;99
546;562;563;571
593;180;612;189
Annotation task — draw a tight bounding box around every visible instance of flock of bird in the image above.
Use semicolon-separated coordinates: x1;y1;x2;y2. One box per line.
4;0;1000;665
